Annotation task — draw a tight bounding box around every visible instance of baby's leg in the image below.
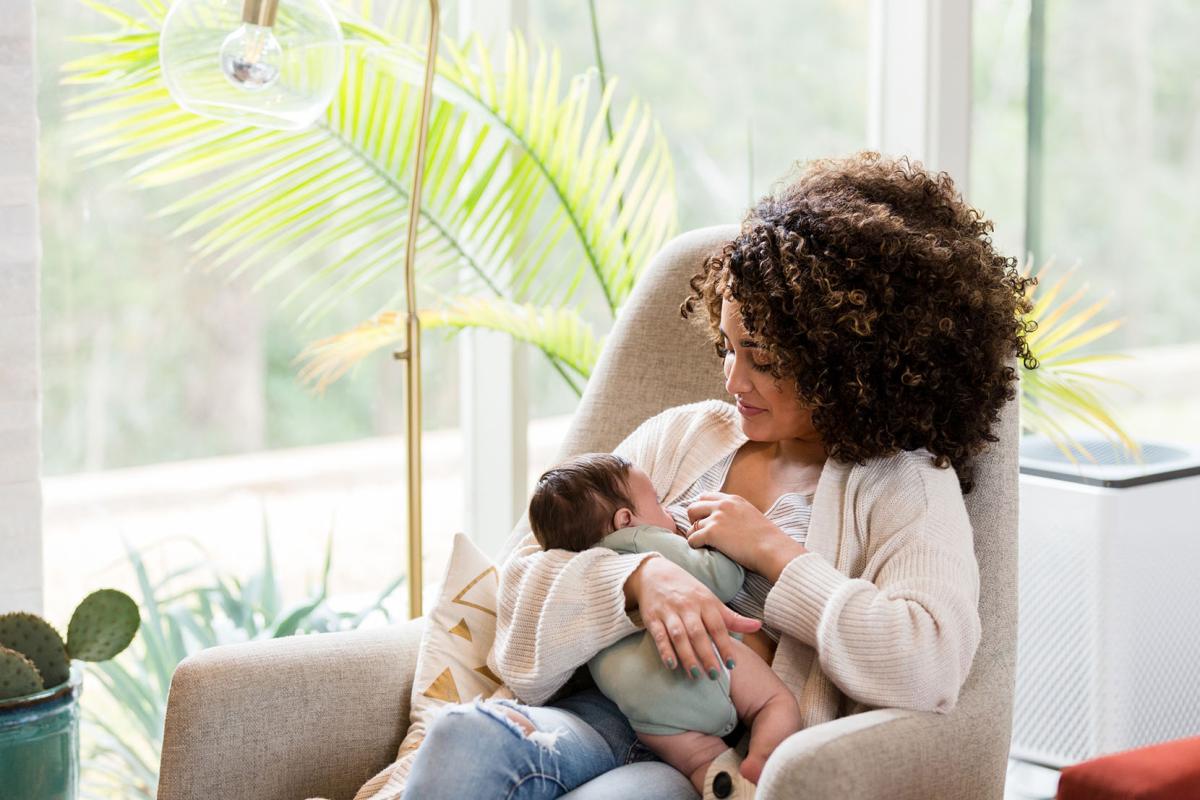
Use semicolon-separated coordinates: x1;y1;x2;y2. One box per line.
636;729;730;795
725;637;803;783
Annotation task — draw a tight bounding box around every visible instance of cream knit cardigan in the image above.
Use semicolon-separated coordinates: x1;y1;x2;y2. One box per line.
488;400;982;730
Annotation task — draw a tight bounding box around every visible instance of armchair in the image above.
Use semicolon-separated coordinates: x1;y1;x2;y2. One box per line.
157;225;1019;799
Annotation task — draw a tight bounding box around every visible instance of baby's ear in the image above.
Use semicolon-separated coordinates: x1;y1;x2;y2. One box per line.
613;507;633;530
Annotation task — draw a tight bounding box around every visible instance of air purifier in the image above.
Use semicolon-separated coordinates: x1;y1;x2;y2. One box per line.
1011;436;1200;767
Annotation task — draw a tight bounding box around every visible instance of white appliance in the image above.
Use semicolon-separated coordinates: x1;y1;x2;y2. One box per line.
1012;436;1200;768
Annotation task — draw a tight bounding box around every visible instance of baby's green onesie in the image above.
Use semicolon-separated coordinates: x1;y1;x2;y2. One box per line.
586;524;745;737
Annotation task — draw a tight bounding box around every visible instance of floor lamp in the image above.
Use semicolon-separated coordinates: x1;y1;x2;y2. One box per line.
160;0;440;618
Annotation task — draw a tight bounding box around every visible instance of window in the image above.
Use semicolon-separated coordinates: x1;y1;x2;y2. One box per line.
972;0;1200;442
37;0;469;621
37;0;874;622
527;0;870;231
521;0;871;443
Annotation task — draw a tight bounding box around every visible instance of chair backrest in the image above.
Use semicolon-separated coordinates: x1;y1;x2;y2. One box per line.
556;226;737;457
556;224;1018;766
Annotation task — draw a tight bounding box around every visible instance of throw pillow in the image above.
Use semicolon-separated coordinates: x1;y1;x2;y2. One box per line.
352;531;513;800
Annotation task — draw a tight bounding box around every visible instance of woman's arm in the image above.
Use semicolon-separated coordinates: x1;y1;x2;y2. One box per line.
763;459;982;713
490;532;750;705
487;403;701;704
488;400;755;703
622;554;760;675
487;523;660;706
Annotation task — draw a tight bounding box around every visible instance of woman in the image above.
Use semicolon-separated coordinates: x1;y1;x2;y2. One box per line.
404;151;1035;799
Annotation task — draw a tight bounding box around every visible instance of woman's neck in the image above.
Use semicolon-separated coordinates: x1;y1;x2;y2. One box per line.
767;436;828;467
730;438;827;502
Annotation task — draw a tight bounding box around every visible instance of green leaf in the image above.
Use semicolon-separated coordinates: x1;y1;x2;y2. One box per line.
1020;256;1133;458
422;296;601;379
62;2;676;397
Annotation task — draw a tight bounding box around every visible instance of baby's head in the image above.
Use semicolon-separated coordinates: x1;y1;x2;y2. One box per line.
528;453;676;551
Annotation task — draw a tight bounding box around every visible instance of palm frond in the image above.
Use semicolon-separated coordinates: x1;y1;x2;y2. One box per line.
294;298;600;396
63;0;677;396
422;295;601;389
372;30;678;311
1019;256;1138;461
293;310;408;393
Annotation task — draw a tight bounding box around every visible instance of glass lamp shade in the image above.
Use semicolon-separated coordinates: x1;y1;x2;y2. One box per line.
159;0;344;130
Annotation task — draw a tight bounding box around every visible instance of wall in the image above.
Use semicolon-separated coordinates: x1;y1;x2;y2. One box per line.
0;0;42;615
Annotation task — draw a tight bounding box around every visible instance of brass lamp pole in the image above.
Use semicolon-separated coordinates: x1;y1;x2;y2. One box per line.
392;0;440;620
162;0;439;618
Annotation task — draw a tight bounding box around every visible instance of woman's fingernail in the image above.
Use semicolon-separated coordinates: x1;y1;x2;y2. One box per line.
725;658;736;669
666;658;676;670
708;667;718;680
690;666;701;679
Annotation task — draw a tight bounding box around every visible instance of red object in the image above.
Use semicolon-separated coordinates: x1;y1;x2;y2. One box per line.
1057;736;1200;800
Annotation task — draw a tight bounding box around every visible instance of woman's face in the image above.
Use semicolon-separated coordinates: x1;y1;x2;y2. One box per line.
719;298;819;444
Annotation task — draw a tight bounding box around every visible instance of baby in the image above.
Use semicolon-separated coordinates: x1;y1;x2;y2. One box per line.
528;453;803;797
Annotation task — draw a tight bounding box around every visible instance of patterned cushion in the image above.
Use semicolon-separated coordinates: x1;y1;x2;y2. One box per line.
351;532;512;800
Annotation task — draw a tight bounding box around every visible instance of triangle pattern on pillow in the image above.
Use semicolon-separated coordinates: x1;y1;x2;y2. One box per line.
448;618;472;641
451;566;498;617
475;663;501;685
423;667;461;704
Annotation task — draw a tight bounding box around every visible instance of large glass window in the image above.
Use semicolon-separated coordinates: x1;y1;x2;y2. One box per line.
38;0;873;608
527;0;870;231
37;0;470;625
38;0;871;628
972;0;1200;442
521;0;871;425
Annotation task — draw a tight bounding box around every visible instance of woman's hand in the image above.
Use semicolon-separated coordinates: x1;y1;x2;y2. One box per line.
685;492;805;576
625;556;761;678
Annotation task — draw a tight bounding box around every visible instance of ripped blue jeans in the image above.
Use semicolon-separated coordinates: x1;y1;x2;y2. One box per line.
403;687;699;799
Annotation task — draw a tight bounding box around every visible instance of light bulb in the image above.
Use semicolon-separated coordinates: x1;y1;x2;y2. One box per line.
219;22;282;90
160;0;344;130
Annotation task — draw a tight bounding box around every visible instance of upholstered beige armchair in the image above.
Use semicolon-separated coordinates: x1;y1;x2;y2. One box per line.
157;226;1019;799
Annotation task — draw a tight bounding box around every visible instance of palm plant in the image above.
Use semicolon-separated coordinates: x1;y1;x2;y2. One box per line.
62;0;677;397
81;531;404;800
62;1;1130;456
1018;256;1138;462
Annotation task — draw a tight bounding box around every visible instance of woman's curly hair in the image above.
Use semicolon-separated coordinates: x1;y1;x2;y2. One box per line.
681;151;1037;494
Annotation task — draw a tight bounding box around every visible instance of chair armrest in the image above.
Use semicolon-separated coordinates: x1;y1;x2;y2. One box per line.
158;618;425;800
758;704;1007;800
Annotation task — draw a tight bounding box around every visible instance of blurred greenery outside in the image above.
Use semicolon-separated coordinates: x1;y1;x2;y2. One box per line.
40;0;1200;477
971;0;1200;443
38;0;870;476
971;0;1200;347
39;0;1200;480
81;532;406;799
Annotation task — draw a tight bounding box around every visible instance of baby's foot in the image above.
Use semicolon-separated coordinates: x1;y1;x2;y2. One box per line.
739;752;765;784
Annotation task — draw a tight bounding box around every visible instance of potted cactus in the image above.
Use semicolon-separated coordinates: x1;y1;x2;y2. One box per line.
0;589;140;800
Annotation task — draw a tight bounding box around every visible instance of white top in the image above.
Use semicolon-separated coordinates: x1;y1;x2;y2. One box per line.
666;450;813;643
490;400;981;730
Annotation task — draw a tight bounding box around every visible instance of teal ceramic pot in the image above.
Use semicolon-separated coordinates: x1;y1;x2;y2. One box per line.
0;664;82;800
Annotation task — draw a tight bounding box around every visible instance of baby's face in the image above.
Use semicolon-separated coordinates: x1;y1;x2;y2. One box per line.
624;466;678;532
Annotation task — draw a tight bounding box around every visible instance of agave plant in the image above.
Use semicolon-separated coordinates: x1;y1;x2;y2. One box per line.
61;0;676;397
81;530;405;800
1019;256;1138;463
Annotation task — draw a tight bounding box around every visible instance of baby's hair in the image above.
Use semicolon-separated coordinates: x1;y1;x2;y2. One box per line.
529;453;635;552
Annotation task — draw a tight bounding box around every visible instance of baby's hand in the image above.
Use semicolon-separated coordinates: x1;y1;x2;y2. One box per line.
664;504;689;537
